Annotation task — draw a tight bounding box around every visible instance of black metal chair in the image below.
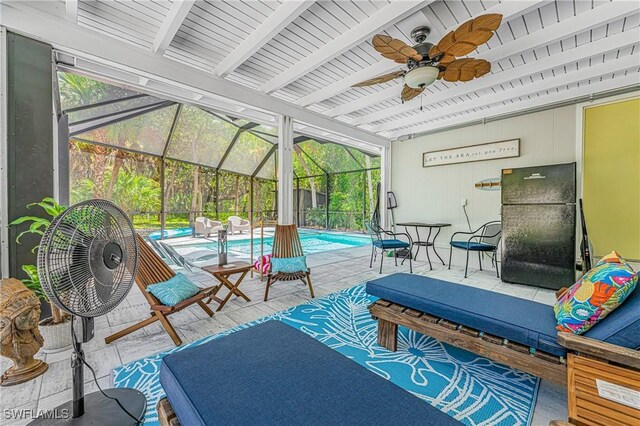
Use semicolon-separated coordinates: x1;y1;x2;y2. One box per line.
448;221;502;278
365;220;413;274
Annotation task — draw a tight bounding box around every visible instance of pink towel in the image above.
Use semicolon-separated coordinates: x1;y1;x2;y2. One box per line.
254;254;272;274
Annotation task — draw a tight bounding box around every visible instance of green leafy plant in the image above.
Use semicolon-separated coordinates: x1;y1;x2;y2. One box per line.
21;264;47;300
9;197;67;324
10;198;67;251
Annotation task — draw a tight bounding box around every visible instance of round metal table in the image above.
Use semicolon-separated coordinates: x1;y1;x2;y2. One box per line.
396;222;451;270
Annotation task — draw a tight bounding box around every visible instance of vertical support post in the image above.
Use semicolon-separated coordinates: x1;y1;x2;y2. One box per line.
0;29;8;277
362;170;367;229
380;146;390;230
295;177;300;227
277;115;294;224
160;104;180;239
325;173;330;230
160;159;166;239
6;33;54;279
250;178;254;278
249;178;254;228
215;169;219;221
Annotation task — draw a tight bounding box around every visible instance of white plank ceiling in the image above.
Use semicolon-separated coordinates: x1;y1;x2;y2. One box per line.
21;0;640;139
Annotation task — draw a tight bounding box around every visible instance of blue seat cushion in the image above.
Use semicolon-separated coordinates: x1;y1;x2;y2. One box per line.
160;321;460;426
450;241;496;251
584;279;640;350
366;273;565;356
373;239;409;249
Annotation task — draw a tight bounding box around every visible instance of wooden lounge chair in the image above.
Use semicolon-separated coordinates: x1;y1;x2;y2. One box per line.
105;234;214;347
367;274;640;384
366;273;640;426
263;225;314;301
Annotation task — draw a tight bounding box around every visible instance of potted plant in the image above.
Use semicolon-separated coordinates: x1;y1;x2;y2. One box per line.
10;198;72;353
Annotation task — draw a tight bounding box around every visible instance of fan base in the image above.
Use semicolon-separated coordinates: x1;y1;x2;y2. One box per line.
28;388;146;425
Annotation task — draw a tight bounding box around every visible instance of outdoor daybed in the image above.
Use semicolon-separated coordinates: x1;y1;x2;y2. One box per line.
157;321;461;426
367;273;640;425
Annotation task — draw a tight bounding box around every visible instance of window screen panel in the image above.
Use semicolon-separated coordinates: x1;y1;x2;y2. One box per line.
166;106;239;168
255;150;276;180
296;139;362;173
58;71;143;111
221;131;274;176
73;104;179;155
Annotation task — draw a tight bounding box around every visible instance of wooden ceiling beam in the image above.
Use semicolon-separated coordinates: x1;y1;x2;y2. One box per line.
1;3;389;148
215;1;313;78
367;30;639;132
350;0;640;127
259;1;431;94
65;0;77;23
321;0;549;117
151;0;195;55
295;61;405;107
384;70;640;139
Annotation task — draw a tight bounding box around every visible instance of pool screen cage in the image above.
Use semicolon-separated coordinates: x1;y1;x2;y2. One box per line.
57;72;381;237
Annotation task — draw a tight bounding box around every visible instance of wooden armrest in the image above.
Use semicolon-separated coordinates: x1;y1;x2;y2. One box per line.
557;332;640;369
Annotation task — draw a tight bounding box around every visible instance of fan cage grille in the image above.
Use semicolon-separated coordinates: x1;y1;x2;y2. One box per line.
37;199;138;317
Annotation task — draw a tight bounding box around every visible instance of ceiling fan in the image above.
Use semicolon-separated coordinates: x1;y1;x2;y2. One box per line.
353;14;503;102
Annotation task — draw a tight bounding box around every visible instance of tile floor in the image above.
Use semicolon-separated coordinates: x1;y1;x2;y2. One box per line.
0;246;567;425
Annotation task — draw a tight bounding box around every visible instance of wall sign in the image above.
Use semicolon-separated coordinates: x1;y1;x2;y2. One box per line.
423;139;520;167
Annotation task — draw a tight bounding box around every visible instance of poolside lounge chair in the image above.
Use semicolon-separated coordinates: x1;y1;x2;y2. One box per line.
366;273;640;386
227;215;251;234
105;234;215;347
263;224;314;301
194;217;223;237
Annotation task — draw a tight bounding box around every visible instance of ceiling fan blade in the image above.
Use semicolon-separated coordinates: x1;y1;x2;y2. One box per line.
401;85;424;102
441;58;491;82
372;34;423;64
352;70;405;87
439;53;456;65
429;14;502;59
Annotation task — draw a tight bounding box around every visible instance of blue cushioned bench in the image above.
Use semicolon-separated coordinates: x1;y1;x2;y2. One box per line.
158;320;461;425
366;273;640;386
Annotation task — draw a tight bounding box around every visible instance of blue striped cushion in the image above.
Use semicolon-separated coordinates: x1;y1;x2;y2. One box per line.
271;256;307;273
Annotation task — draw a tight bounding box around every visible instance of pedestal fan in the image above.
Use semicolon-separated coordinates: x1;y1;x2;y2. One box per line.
31;200;146;425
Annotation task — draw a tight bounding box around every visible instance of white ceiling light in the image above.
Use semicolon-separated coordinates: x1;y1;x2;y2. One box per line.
404;66;440;89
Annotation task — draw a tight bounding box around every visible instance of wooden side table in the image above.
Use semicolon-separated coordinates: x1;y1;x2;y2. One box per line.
201;262;252;311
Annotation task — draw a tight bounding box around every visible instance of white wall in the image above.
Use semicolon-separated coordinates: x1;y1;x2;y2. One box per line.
391;105;577;267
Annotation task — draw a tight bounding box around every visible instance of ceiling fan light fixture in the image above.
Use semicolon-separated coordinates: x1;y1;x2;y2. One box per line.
404;66;439;89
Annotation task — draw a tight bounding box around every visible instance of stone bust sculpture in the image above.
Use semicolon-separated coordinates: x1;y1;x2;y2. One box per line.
0;278;48;386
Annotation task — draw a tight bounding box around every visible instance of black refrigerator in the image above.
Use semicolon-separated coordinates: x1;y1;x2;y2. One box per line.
501;163;576;290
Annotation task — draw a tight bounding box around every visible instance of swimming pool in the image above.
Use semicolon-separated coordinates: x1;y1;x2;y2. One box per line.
148;227;194;240
180;231;370;256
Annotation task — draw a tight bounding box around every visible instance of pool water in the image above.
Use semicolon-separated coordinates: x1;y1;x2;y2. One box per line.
148;227;194;240
181;231;370;255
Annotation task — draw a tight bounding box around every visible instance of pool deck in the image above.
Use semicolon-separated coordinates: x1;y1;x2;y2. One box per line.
1;244;567;426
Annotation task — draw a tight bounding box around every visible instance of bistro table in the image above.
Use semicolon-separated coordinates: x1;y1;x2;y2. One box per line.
396;222;451;270
201;262;252;311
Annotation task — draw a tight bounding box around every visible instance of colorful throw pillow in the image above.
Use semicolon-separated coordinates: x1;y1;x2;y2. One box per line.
554;251;638;334
271;256;307;274
147;273;200;306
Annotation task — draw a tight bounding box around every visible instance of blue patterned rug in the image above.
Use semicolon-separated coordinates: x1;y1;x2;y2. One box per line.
113;285;539;425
